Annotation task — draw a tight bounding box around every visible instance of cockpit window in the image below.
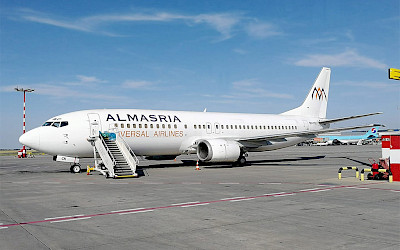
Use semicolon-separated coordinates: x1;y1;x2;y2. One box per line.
42;121;68;127
60;121;69;127
42;122;53;126
52;122;61;127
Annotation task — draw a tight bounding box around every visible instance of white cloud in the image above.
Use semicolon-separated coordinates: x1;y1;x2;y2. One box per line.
233;48;247;55
335;80;397;89
193;13;242;40
0;75;119;101
294;49;388;69
122;80;156;89
76;75;106;83
231;79;293;99
245;21;282;39
15;9;280;41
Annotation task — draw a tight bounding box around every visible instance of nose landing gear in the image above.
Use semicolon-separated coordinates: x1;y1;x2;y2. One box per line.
70;164;81;173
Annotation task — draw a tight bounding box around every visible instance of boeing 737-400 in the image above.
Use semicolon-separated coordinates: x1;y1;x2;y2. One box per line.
19;67;382;175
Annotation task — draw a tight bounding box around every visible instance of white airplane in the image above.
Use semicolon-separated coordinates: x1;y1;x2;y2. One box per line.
19;67;381;174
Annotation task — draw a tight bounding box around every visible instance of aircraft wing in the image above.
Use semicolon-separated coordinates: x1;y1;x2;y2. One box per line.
237;124;382;144
319;112;382;124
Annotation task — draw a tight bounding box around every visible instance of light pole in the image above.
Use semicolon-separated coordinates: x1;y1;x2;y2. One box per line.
15;87;35;158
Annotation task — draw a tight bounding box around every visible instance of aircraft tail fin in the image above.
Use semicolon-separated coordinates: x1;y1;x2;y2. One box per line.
282;67;331;119
366;127;379;137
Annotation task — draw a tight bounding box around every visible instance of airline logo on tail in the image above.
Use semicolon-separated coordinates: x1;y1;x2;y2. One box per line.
371;128;377;134
312;87;327;101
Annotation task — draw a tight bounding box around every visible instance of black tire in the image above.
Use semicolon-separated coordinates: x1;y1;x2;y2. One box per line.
237;156;247;166
70;164;81;173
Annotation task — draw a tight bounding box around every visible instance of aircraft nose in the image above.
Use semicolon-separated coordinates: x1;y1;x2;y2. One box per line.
19;129;40;150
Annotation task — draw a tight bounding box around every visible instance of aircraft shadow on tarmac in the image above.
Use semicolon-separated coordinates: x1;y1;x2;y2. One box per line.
141;155;326;170
340;157;372;167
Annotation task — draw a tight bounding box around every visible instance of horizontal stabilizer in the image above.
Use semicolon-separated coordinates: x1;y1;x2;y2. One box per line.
320;112;383;124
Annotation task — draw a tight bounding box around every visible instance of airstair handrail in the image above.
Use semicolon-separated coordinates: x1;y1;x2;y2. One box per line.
116;133;139;165
99;132;117;167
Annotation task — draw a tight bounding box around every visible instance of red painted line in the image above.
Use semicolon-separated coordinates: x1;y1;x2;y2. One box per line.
1;183;397;228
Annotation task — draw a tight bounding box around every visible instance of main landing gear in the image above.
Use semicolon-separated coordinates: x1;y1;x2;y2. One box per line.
234;154;247;167
70;164;81;173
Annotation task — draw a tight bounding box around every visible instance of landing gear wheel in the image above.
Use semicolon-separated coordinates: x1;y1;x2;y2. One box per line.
237;156;247;166
70;164;81;173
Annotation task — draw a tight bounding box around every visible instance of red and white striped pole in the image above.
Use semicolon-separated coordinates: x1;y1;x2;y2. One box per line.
15;87;34;158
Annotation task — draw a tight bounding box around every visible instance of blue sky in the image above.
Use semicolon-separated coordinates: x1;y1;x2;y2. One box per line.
1;0;399;149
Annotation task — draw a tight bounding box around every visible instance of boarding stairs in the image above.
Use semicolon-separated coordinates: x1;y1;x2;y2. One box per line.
90;130;139;178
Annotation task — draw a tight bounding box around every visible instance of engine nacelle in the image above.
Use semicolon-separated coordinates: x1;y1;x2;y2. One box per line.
197;139;241;162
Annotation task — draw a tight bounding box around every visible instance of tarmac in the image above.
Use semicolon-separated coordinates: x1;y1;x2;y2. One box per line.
0;144;399;250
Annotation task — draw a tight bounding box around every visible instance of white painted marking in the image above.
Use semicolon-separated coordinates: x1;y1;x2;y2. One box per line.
12;182;29;184
45;214;84;220
119;210;154;215
181;203;210;208
266;183;282;185
171;201;200;206
345;187;357;189
309;189;331;193
51;217;91;223
263;192;285;196
229;198;255;202
111;208;144;213
390;190;400;193
220;197;245;200
182;182;201;184
219;183;240;185
0;227;8;230
355;187;370;190
299;188;322;192
273;193;294;197
43;182;61;184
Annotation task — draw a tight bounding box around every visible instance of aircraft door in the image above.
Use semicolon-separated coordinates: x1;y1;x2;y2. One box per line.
214;123;220;134
206;122;212;134
88;113;102;137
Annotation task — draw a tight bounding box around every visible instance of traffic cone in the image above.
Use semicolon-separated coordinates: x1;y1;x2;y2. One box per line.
195;161;200;170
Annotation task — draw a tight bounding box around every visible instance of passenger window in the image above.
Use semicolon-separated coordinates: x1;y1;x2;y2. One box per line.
121;123;124;128
157;124;160;129
162;124;165;129
60;121;68;127
221;125;224;129
184;125;187;129
150;124;154;129
174;124;177;129
127;124;130;128
145;124;148;129
168;124;171;129
133;124;136;128
194;125;197;129
203;125;206;129
115;123;118;128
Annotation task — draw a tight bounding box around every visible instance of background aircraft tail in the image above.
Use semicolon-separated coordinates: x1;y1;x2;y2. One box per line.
366;127;379;138
282;67;331;119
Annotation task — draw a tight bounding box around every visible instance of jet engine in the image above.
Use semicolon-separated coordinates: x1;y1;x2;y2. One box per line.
197;139;241;162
